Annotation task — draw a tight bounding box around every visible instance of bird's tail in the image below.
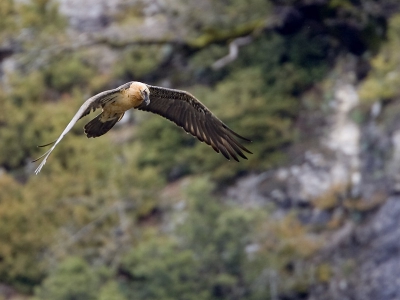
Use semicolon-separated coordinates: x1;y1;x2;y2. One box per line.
84;113;123;138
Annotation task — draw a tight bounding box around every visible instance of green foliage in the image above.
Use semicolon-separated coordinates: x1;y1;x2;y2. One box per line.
359;14;400;103
31;176;324;300
19;0;66;32
238;31;330;95
118;0;271;46
113;45;166;79
0;173;51;292
0;0;66;44
0;0;17;42
120;238;208;300
178;178;260;292
98;282;128;300
0;71;47;168
44;55;96;92
34;257;101;300
114;177;263;300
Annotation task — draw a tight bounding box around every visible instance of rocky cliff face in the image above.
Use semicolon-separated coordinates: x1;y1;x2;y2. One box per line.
228;63;362;207
227;58;400;300
308;195;400;300
58;0;124;31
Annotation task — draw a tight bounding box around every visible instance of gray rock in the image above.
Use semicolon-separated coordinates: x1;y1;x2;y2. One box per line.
309;196;400;300
57;0;127;31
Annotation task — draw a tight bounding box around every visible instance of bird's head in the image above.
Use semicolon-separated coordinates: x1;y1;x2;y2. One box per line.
129;82;150;106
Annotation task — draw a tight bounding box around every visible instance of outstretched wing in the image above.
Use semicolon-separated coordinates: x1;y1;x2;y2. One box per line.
137;85;252;161
78;82;132;120
33;82;131;174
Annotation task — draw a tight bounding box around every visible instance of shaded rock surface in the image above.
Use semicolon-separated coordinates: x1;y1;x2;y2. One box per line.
309;196;400;300
227;77;362;209
58;0;128;31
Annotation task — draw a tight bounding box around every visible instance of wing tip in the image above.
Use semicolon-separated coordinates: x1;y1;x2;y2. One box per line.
222;124;251;142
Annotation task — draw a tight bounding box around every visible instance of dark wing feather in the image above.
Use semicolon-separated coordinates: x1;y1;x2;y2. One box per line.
137;85;252;161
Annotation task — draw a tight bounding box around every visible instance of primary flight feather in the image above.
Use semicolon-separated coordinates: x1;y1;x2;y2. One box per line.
33;81;252;174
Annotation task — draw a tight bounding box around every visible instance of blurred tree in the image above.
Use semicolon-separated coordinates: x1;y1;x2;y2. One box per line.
0;173;50;292
98;282;128;300
116;177;263;300
0;0;17;43
34;257;101;300
32;177;323;299
359;14;400;103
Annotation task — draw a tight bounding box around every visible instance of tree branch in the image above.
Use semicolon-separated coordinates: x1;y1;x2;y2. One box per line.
212;35;253;70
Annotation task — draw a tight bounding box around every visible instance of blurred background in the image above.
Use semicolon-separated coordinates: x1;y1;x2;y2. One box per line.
1;0;400;299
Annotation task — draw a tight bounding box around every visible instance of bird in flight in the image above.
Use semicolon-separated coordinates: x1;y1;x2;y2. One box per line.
33;81;252;174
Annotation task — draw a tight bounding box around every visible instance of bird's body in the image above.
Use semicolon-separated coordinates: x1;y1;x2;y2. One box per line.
33;81;252;174
108;82;147;113
83;82;149;138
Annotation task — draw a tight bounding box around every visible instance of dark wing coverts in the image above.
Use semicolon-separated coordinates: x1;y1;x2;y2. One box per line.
137;85;252;161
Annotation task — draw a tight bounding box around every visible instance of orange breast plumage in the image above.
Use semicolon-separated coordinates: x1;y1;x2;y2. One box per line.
103;89;141;114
